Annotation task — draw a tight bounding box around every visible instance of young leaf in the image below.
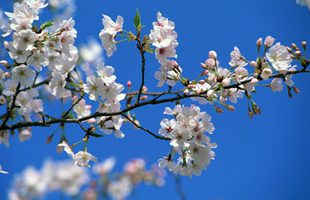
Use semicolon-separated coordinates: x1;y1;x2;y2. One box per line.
40;21;54;32
134;9;141;30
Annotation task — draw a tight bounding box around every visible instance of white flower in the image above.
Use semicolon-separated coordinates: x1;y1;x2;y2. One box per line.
3;79;18;96
84;75;104;101
49;71;70;98
96;64;116;85
261;67;273;80
99;15;123;57
12;65;35;87
27;50;49;71
8;42;31;64
73;99;92;119
57;140;74;158
13;29;36;51
73;151;97;168
234;66;248;82
229;47;247;67
266;43;292;74
149;12;178;64
270;78;283;92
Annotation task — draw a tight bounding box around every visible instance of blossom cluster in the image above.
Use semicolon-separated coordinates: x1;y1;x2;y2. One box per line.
8;157;165;200
158;104;216;176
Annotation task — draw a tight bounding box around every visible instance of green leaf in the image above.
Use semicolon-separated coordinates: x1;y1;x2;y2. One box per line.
89;132;104;138
40;21;54;31
134;9;141;30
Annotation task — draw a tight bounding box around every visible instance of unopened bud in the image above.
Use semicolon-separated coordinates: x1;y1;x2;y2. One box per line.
202;70;209;76
215;106;223;113
264;36;275;47
292;86;300;94
291;43;297;49
140;95;148;101
88;118;96;123
286;47;293;53
142;86;148;92
250;61;257;67
256;37;262;47
302;41;307;48
295;51;301;57
227;105;235;111
127;80;132;88
208;50;217;60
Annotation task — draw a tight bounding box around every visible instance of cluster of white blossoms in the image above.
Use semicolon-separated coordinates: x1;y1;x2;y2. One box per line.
8;158;165;200
83;63;126;138
150;12;180;87
99;14;123;57
158;104;216;176
8;160;89;200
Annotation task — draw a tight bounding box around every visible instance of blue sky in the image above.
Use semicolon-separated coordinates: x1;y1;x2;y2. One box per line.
1;0;310;199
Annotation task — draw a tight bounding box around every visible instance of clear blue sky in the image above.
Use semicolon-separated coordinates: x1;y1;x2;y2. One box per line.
1;0;310;199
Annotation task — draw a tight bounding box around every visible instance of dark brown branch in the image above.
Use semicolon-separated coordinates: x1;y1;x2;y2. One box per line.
122;114;170;140
135;33;146;105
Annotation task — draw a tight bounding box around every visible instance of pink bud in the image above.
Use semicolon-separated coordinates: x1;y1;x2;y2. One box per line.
208;50;217;59
88;118;96;123
127;80;132;88
302;41;307;48
142;86;148;92
256;38;262;47
140;95;148;101
250;61;257;67
227;105;235;111
202;70;209;75
264;36;275;47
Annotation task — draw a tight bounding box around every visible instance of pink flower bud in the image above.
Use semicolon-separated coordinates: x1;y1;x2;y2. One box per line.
208;50;217;59
202;70;209;75
140;95;148;101
227;105;235;111
264;36;275;47
302;41;307;48
127;80;132;88
88;118;96;123
142;86;148;92
250;61;257;67
256;38;262;47
291;43;297;49
205;58;215;69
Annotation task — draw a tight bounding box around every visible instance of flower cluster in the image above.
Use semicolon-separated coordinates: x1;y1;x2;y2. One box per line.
84;63;126;138
149;12;178;65
8;160;89;200
99;14;123;57
158;104;216;176
8;158;165;200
